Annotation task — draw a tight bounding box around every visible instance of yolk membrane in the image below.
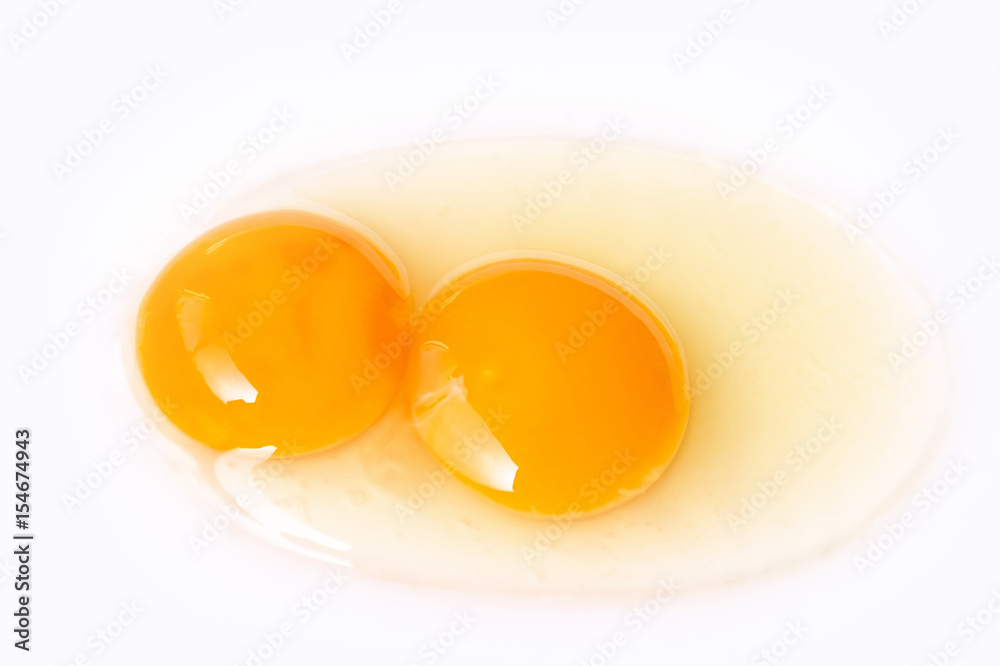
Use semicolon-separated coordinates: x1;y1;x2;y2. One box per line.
408;257;689;515
136;210;411;455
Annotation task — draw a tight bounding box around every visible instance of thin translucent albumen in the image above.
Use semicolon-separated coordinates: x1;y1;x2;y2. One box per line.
141;140;951;594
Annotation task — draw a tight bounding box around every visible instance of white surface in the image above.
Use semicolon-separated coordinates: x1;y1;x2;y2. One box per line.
2;0;999;664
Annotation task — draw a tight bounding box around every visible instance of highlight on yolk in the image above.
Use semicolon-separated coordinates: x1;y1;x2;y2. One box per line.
136;209;411;456
408;255;689;516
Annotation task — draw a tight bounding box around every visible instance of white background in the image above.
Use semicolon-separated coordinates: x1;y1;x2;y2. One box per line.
2;0;1000;664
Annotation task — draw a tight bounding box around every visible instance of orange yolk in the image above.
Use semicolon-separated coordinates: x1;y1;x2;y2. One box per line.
136;210;411;455
408;258;689;515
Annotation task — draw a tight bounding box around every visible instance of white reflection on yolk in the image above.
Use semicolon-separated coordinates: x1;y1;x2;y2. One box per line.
176;291;259;405
411;342;519;493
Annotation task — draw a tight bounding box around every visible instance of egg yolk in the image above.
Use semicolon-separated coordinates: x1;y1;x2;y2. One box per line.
408;258;689;516
136;210;411;455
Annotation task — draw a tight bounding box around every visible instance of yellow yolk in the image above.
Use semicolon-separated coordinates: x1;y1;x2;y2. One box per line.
136;210;411;455
408;258;689;515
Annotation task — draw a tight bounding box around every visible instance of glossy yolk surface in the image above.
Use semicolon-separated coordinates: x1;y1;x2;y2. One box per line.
136;211;411;455
409;259;689;515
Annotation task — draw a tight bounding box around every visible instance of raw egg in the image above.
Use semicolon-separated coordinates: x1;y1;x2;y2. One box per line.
131;139;950;594
408;256;688;515
135;210;410;456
